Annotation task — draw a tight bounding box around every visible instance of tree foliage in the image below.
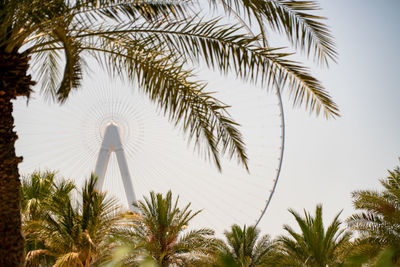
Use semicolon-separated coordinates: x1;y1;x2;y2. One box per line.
21;171;75;221
348;165;400;265
23;174;122;266
277;205;351;267
22;166;400;267
217;224;276;267
112;191;218;266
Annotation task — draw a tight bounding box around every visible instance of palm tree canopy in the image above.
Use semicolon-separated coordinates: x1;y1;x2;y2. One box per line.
21;171;76;266
23;174;122;266
220;224;275;267
347;165;400;264
21;170;75;222
113;190;218;266
278;204;351;267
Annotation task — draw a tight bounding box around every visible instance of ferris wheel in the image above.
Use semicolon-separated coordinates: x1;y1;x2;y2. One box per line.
13;67;284;234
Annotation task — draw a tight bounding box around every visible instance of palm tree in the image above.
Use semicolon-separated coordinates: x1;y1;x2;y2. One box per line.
21;170;75;222
24;174;122;266
113;191;217;266
0;1;338;264
216;224;276;267
21;170;75;264
277;204;351;267
347;165;400;264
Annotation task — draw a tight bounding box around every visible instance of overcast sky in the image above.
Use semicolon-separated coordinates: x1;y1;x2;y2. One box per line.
259;0;400;236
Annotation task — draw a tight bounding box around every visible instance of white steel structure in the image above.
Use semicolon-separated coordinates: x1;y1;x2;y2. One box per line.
94;121;137;210
14;77;284;234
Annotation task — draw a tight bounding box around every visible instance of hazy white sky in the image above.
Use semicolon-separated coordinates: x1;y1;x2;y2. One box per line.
259;0;400;236
13;0;400;237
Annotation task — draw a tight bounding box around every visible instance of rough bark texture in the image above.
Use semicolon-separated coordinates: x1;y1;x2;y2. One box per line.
0;50;34;266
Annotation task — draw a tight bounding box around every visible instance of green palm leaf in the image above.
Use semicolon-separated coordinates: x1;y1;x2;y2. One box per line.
209;0;337;65
23;173;122;266
278;204;351;266
220;224;276;266
113;191;216;266
348;165;400;264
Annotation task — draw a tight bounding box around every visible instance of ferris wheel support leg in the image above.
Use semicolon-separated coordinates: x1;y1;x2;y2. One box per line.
94;148;111;191
115;148;137;210
93;122;137;212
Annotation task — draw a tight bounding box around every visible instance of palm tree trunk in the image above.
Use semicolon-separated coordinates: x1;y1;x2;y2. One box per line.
0;50;34;266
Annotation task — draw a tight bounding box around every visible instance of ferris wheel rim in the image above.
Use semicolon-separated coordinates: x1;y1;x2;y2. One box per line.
255;82;285;226
217;1;286;226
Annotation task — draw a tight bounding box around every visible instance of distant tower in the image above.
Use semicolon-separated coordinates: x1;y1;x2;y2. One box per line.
94;121;136;211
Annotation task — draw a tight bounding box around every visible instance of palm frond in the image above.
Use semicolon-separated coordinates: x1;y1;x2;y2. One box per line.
73;0;190;24
222;224;275;266
80;18;338;118
82;34;248;170
53;252;83;267
50;27;83;102
209;0;337;65
278;205;348;266
25;249;54;267
31;42;63;101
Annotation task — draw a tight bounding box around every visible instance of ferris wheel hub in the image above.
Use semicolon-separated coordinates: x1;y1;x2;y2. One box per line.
108;120;118;126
